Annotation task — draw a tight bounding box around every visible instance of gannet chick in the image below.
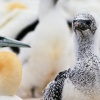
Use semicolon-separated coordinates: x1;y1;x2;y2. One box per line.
0;36;30;100
44;12;100;100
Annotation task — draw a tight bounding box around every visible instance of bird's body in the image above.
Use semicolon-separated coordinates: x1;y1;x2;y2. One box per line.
62;56;100;100
17;0;75;98
0;9;37;38
44;55;100;100
44;13;100;100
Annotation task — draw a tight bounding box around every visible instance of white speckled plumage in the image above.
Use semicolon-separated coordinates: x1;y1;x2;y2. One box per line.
44;12;100;100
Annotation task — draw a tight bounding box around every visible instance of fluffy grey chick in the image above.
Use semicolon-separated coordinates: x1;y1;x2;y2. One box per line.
43;12;100;100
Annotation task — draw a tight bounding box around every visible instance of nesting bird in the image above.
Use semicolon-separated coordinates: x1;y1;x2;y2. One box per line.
0;36;30;100
17;0;75;98
0;2;38;38
0;1;38;53
44;12;100;100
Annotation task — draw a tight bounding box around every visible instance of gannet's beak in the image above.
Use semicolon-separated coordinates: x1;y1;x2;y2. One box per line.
0;36;30;48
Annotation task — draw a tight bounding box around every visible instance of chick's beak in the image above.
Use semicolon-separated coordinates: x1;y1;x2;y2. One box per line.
73;20;88;31
0;36;30;48
73;20;82;28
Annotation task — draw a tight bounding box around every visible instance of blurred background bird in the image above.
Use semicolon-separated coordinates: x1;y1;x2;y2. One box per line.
17;0;75;99
0;0;39;53
0;0;100;100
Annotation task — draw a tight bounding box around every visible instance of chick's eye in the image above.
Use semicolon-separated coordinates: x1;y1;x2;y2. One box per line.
86;20;92;25
73;20;77;23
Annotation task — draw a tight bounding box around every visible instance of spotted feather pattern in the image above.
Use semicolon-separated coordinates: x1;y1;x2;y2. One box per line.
43;13;100;100
44;70;69;100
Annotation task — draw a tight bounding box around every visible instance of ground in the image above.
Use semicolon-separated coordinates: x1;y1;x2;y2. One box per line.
24;97;42;100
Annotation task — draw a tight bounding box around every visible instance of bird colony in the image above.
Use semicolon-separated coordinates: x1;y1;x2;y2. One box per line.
0;0;100;100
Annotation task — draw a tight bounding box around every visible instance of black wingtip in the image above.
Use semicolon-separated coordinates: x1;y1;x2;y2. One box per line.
15;19;39;41
10;19;38;54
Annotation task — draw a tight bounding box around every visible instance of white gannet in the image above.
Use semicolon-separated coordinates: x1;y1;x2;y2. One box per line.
0;36;30;100
17;0;75;98
0;2;38;38
44;12;100;100
0;2;38;53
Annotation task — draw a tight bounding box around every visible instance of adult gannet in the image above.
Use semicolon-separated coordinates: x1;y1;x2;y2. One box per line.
0;2;38;53
44;12;100;100
17;0;75;98
0;36;30;100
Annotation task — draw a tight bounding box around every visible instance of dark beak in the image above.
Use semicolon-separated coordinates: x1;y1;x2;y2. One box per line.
73;20;90;31
0;36;30;48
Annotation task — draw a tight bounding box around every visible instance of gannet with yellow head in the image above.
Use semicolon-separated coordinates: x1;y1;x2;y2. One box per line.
0;36;30;100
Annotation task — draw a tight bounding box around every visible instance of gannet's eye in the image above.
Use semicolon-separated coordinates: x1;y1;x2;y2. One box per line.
85;20;92;26
73;20;77;23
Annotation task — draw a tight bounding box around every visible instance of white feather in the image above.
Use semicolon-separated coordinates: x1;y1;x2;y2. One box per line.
17;0;75;98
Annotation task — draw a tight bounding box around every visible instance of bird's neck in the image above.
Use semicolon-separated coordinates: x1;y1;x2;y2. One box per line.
75;31;98;60
39;0;57;19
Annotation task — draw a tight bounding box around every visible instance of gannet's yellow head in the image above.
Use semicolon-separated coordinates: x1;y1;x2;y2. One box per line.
0;52;22;95
0;36;30;95
7;2;27;12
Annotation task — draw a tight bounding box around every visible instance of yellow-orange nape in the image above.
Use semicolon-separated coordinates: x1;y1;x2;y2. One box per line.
0;51;22;95
7;2;27;11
